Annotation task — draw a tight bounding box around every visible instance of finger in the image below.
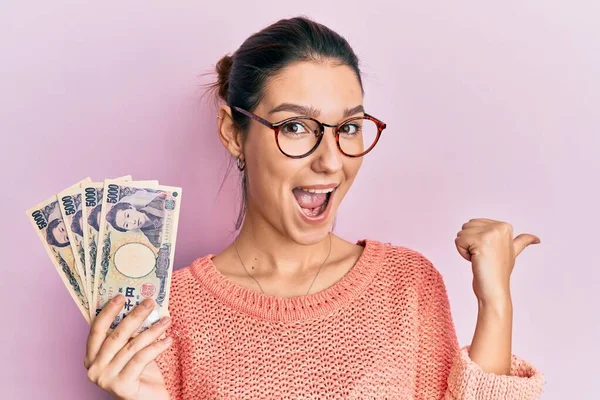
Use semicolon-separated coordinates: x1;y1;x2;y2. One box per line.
513;233;541;256
118;336;174;383
456;225;486;237
94;298;156;367
461;218;494;230
109;316;172;373
455;237;472;261
85;295;125;368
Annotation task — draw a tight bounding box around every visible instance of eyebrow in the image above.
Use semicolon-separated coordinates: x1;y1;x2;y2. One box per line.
268;103;365;119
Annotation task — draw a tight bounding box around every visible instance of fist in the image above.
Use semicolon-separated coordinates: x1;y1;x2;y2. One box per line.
455;218;540;303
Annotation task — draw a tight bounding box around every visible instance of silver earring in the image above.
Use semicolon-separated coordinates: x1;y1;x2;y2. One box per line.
236;155;246;171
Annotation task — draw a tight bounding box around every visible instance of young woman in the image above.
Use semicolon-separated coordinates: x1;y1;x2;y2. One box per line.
83;17;543;399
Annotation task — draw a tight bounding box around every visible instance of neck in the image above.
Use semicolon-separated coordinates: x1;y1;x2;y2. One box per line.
234;209;332;278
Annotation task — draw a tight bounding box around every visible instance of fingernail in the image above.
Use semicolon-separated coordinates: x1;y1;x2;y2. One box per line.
111;295;124;304
164;337;173;345
160;317;171;326
143;298;154;309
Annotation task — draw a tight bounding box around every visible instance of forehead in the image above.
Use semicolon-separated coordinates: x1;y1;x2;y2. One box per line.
260;61;363;116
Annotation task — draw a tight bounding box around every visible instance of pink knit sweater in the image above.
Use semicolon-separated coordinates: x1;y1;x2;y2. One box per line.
156;240;544;399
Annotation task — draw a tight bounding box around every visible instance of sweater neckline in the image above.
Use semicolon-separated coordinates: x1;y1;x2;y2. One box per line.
189;239;387;322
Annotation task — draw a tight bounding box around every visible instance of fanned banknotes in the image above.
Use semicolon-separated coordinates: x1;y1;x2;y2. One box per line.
27;177;181;329
93;180;182;332
26;178;92;323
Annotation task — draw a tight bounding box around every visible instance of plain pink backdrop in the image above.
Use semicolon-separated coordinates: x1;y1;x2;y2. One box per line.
2;1;599;399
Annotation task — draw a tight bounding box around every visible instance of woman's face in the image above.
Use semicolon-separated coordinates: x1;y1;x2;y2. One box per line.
52;220;69;246
243;61;364;245
115;207;147;230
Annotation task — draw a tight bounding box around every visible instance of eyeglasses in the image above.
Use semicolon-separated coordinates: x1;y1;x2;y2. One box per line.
232;106;386;159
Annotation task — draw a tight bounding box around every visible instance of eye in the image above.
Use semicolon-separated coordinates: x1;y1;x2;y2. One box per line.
124;223;128;229
340;123;361;136
125;212;129;218
281;121;309;136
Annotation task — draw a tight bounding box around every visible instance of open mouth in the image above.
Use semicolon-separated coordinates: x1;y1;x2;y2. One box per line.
292;186;336;218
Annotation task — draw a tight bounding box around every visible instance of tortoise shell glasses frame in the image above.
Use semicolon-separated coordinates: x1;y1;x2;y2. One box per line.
231;106;387;159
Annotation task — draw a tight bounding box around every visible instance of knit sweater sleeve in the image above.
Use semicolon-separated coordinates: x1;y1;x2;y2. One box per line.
414;254;544;399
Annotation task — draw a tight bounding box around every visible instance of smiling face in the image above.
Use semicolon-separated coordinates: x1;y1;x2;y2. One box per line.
114;208;148;231
241;61;364;245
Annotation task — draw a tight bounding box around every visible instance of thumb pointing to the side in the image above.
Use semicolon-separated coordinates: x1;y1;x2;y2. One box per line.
513;233;541;257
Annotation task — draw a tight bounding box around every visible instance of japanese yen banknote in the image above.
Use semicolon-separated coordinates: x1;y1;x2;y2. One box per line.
27;177;182;331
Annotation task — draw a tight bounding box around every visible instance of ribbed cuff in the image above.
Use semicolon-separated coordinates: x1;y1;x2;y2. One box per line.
446;346;544;399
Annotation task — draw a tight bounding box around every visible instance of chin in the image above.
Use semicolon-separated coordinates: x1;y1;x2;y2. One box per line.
286;225;333;246
286;203;338;246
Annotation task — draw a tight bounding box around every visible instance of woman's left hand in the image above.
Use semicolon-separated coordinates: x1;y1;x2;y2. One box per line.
455;218;540;304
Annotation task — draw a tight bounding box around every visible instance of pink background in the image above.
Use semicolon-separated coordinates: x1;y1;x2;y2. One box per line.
1;1;598;399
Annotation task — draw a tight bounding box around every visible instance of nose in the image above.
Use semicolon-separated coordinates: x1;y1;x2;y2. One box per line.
311;126;343;174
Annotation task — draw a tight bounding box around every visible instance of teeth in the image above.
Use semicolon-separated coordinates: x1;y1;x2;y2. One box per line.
298;187;336;194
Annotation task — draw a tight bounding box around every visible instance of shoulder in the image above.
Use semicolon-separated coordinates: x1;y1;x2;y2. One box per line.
373;242;453;316
170;263;196;290
164;255;212;311
377;241;442;277
369;240;447;295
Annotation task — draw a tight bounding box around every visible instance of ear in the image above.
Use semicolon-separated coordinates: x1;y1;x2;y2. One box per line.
217;105;244;158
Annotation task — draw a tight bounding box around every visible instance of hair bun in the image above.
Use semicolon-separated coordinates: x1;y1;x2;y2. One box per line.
215;54;233;102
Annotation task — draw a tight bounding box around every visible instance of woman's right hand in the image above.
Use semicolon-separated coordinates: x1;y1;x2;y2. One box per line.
84;295;173;400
